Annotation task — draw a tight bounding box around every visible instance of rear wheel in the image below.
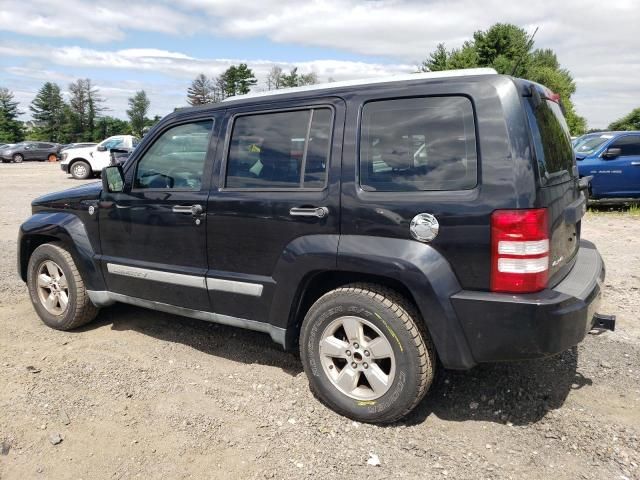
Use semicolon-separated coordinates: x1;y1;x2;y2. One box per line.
13;153;23;163
27;243;98;330
70;160;91;179
300;283;436;423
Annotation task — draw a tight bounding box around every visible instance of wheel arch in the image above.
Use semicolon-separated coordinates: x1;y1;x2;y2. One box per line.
18;213;105;291
283;235;477;370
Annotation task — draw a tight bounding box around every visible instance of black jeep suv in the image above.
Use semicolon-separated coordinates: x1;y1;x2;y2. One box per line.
18;68;613;423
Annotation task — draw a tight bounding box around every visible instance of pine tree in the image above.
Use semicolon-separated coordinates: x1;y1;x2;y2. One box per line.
221;64;257;97
187;74;215;105
126;90;150;137
0;87;24;143
29;82;66;142
68;78;104;141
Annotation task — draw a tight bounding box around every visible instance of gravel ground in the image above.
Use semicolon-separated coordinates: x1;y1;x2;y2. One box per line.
0;163;639;480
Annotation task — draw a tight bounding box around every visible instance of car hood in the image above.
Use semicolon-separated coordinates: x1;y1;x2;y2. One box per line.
61;146;97;162
31;181;102;209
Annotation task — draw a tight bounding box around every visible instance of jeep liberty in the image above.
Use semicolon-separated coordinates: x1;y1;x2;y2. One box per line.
18;68;614;423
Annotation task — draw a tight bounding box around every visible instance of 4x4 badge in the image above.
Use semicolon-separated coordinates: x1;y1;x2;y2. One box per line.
410;213;439;242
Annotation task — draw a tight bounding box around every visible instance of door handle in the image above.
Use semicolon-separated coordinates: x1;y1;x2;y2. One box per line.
172;204;204;215
289;206;329;218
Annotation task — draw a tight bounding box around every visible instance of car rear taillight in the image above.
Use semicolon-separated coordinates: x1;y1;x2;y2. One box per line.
491;209;549;293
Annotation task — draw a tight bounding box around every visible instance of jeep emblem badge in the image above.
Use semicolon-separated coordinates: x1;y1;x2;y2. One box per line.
410;213;439;242
88;206;95;215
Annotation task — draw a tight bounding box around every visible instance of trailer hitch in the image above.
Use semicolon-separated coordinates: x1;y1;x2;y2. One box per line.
591;313;616;332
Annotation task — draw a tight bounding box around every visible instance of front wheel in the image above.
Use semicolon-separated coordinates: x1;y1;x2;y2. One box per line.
300;283;436;423
27;243;98;330
13;153;23;163
70;161;91;179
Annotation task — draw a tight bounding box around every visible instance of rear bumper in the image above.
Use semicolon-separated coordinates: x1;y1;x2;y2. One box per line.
451;240;606;363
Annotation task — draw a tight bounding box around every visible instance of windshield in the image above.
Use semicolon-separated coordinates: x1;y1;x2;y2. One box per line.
573;134;612;155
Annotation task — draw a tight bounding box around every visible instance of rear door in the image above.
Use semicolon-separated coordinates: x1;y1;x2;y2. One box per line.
205;98;344;323
593;134;640;197
524;90;582;283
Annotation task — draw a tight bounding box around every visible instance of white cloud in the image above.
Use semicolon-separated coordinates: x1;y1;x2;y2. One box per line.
1;0;638;126
1;43;412;119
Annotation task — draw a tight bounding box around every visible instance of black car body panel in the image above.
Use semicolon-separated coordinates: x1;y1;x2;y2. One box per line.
18;71;609;369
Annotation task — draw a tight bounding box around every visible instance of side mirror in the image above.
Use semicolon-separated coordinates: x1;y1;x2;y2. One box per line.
102;165;125;193
602;147;621;159
97;145;107;152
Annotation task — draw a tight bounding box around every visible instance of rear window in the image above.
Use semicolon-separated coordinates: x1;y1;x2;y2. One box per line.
525;98;574;182
359;96;477;192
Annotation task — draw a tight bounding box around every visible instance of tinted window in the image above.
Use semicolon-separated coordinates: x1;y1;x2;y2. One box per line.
609;135;640;156
37;143;53;149
525;98;574;180
134;120;213;190
226;108;332;189
359;96;477;192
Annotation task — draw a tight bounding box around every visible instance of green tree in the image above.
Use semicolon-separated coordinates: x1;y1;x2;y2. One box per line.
187;74;216;105
68;78;105;141
420;23;587;135
29;82;66;142
220;64;257;97
0;87;24;142
95;116;131;139
126;90;150;137
608;107;640;131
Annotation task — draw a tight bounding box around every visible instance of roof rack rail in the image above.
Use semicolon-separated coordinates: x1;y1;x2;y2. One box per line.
222;68;498;102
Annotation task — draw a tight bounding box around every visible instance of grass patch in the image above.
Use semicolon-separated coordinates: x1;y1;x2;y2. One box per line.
587;201;640;216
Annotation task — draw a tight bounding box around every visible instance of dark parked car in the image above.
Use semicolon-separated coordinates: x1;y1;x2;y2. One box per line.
1;141;61;163
18;69;614;423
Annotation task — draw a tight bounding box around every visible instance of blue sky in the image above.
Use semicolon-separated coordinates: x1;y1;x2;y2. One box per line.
1;0;638;128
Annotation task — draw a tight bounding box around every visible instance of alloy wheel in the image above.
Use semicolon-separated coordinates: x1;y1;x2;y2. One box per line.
319;315;396;400
36;260;69;316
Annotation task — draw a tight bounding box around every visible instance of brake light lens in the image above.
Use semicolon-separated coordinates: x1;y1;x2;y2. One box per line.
491;209;549;293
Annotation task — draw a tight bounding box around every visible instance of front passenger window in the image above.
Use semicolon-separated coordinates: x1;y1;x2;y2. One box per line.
134;120;213;190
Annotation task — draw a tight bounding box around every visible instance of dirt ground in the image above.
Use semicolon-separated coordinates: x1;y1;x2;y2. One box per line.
0;162;638;480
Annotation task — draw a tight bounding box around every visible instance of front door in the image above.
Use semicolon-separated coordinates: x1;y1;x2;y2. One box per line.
205;98;344;324
98;116;220;311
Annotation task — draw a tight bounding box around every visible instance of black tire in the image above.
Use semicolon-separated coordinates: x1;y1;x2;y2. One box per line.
70;160;92;179
27;242;98;330
13;153;23;163
300;283;436;423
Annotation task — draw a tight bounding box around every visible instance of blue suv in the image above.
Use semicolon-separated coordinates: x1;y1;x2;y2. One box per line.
574;131;640;199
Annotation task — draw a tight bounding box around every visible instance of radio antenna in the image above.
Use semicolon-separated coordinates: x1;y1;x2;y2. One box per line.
511;26;539;77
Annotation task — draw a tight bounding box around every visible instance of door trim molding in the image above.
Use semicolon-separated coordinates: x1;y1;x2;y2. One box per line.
107;263;207;289
206;277;263;297
87;290;285;346
106;262;265;297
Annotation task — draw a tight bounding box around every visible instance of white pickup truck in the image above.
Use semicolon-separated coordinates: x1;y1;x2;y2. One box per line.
60;135;139;179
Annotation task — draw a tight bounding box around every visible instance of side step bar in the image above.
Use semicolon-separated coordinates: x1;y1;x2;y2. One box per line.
592;313;616;332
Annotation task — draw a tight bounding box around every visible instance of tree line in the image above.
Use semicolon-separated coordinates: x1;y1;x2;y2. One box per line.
186;63;318;106
0;81;154;144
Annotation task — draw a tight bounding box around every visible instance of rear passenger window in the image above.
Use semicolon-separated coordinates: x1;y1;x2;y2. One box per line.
359;96;477;192
225;108;332;189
